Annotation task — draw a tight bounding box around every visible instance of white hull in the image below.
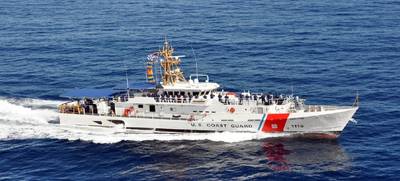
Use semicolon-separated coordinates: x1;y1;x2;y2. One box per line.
59;106;357;136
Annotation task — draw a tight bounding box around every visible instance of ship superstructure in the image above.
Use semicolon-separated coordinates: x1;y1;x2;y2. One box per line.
59;40;358;137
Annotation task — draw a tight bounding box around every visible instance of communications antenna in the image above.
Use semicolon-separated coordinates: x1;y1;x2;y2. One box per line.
191;46;199;80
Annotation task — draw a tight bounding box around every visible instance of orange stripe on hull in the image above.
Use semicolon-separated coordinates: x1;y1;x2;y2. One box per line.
262;113;290;132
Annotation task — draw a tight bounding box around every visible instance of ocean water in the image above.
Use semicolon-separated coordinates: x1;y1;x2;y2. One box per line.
0;0;399;180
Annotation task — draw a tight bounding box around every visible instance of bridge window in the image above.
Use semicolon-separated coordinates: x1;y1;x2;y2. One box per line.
149;105;156;112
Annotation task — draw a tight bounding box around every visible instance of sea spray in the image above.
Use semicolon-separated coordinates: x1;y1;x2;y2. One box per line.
0;99;59;124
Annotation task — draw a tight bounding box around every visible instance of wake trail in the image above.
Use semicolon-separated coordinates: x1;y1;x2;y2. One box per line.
0;98;60;124
0;97;290;144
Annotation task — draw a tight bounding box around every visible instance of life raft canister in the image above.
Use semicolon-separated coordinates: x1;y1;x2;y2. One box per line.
228;107;235;113
123;106;134;117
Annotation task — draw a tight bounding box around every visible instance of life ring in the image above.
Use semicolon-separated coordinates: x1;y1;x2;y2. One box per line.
123;106;135;117
228;107;235;113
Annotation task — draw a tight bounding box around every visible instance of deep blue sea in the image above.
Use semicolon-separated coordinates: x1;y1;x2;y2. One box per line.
1;0;400;180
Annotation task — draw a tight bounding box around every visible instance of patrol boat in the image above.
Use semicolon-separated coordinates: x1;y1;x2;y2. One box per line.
59;40;359;137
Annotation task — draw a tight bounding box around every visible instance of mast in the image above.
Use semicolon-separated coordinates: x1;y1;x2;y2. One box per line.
159;39;186;85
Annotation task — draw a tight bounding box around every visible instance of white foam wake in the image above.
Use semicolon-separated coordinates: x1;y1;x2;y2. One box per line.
0;98;290;144
0;98;60;124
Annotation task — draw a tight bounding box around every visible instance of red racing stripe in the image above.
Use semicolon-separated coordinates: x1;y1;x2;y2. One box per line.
261;113;290;132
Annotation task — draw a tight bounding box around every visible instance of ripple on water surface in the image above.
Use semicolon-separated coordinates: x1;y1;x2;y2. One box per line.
0;0;399;180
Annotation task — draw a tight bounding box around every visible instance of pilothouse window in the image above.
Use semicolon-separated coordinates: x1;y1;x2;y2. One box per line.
149;105;156;112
